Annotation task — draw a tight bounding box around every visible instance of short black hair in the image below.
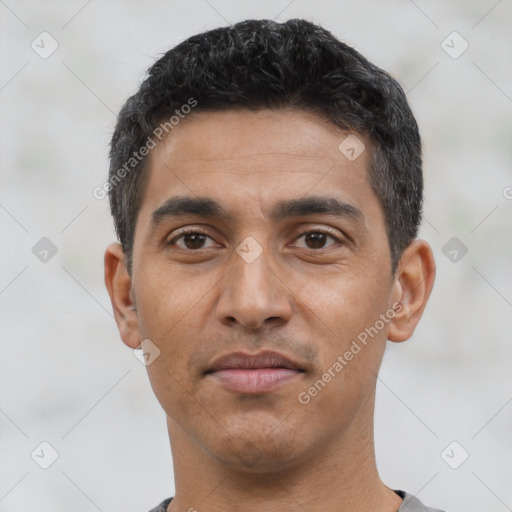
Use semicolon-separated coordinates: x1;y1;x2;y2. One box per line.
108;18;422;274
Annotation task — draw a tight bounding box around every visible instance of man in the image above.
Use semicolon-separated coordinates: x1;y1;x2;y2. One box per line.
104;18;443;512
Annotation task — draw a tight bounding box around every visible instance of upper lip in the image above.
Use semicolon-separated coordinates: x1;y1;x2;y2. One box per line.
205;351;304;373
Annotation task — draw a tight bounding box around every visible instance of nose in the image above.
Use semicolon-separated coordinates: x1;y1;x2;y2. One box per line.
216;245;292;331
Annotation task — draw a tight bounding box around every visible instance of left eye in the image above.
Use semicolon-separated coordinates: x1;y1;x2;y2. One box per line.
294;231;340;250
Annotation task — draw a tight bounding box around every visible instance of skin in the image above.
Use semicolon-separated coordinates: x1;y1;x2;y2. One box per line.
104;109;435;512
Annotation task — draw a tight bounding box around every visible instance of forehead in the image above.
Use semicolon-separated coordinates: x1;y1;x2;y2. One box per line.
152;109;366;170
137;109;380;229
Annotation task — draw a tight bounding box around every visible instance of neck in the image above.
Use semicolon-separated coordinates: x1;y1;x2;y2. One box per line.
165;397;402;512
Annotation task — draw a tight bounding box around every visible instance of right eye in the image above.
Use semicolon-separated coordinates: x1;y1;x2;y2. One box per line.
167;231;219;251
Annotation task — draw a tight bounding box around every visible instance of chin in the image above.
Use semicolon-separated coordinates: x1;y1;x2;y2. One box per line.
211;443;305;475
205;417;310;474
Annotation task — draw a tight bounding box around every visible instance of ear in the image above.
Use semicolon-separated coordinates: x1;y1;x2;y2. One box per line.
388;239;436;343
104;242;141;349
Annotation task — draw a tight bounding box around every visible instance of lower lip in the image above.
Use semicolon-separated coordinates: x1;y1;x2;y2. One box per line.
208;368;302;393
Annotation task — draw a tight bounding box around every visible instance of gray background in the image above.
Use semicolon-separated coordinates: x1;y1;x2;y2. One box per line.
1;1;511;511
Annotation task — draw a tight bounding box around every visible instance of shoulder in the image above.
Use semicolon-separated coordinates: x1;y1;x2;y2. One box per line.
147;493;449;512
395;490;448;512
147;497;173;512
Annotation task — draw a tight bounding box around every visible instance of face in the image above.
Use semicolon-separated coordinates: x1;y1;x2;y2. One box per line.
115;109;407;472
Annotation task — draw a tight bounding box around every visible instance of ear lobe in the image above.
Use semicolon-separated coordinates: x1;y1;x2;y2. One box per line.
104;242;141;349
388;239;436;343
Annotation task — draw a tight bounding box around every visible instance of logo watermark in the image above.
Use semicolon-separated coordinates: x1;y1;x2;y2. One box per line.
298;302;402;405
93;97;197;200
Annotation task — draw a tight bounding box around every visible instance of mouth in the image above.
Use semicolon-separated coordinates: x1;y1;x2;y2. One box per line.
204;351;305;394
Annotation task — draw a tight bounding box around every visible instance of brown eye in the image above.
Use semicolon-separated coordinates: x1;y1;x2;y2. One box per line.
169;232;216;250
294;230;340;250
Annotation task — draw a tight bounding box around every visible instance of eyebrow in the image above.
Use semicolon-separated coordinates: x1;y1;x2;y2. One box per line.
150;195;363;233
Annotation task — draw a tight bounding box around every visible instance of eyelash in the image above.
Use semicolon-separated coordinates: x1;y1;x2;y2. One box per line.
167;228;343;250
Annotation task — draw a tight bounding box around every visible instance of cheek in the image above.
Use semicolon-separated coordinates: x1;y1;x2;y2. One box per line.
145;359;202;434
142;310;207;424
294;270;389;403
134;267;210;406
293;266;387;342
135;260;213;344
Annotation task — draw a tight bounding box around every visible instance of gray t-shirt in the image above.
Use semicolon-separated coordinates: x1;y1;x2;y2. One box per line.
147;490;447;511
